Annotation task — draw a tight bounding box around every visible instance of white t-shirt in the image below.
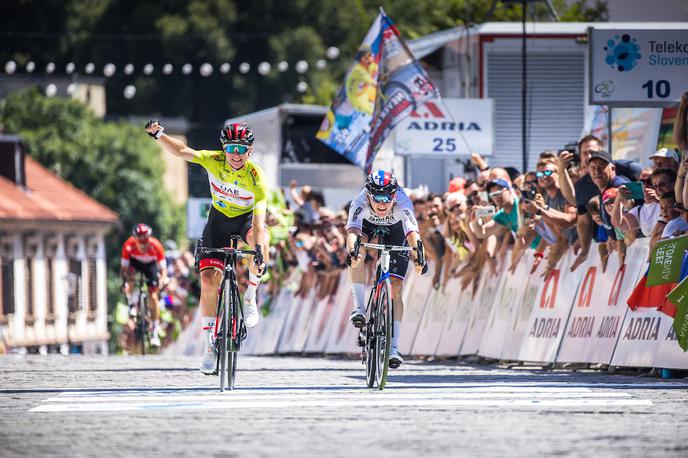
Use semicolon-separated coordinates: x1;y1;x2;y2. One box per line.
661;216;688;238
346;187;419;235
628;202;660;237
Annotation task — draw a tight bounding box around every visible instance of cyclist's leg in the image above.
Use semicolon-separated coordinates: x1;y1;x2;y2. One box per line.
243;212;268;328
143;261;161;345
197;209;228;372
347;225;370;327
124;261;142;316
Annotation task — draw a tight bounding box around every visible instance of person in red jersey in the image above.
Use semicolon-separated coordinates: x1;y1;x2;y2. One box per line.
120;223;167;347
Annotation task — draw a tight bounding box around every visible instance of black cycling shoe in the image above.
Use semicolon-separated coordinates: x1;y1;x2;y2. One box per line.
350;311;366;328
388;348;403;369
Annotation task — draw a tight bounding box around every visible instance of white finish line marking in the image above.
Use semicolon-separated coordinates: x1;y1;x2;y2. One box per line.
29;385;654;413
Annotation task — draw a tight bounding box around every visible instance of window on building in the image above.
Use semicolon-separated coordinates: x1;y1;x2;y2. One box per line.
25;257;34;320
67;259;82;314
1;258;14;318
46;258;55;319
87;257;97;317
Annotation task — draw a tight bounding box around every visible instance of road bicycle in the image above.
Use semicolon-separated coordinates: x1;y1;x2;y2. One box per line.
197;236;262;392
352;227;424;390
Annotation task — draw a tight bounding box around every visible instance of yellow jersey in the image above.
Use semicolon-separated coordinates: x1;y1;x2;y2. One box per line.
192;150;268;218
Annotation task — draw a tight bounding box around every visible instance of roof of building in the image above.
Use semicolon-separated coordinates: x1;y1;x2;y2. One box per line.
0;155;118;224
409;21;688;59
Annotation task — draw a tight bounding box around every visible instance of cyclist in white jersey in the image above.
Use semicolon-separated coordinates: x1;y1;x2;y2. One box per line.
345;170;428;368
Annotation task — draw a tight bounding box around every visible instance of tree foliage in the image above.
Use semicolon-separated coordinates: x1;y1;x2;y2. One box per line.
0;87;185;269
1;0;607;145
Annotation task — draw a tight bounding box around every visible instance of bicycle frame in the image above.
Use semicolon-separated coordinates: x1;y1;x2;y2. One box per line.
197;238;258;391
358;228;413;389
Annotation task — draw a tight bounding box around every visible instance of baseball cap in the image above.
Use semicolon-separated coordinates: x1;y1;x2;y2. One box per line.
650;147;680;162
448;177;466;193
485;178;511;192
589;149;613;164
602;187;618;203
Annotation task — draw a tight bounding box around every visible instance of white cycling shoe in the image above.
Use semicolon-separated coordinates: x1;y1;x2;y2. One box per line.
389;346;404;369
243;297;260;328
199;350;217;375
149;330;161;348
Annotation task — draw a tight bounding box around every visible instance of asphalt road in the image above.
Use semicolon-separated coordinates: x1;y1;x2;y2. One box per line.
1;355;687;457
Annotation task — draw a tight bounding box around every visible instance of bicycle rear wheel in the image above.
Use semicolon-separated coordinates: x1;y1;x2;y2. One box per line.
364;288;376;388
375;281;392;390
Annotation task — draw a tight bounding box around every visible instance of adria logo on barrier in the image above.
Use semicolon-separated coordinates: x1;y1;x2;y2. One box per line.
539;270;560;309
605;33;642;72
608;265;626;306
578;267;597;308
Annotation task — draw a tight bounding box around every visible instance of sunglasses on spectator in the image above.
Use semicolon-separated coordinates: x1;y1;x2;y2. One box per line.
536;170;554;179
223;144;250;154
524;180;538;186
446;204;463;213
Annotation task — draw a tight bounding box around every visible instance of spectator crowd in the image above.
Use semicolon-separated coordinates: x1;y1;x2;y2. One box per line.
117;92;688;353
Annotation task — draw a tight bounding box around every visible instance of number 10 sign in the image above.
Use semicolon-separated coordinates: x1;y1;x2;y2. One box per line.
589;26;688;106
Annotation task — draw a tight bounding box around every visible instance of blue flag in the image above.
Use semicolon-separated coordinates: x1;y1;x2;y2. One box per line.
316;9;439;171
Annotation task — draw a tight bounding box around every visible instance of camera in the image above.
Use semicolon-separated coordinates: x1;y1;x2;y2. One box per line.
558;143;580;167
521;187;538;201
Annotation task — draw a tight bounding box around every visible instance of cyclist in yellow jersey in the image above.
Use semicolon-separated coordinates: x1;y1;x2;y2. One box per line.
145;120;269;374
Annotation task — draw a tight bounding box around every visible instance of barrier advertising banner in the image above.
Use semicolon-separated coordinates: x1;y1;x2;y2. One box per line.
411;282;457;356
324;277;361;354
518;251;582;363
398;265;434;354
610;307;668;367
556;244;646;364
478;254;529;360
461;271;503;355
434;282;475;357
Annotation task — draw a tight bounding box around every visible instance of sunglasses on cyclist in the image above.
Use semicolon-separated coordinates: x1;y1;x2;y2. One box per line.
370;193;395;203
536;170;554;179
488;189;505;199
223;144;250;155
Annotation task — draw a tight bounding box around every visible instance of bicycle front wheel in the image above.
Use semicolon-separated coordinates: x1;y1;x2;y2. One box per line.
226;280;241;390
364;288;376;388
375;281;392;390
138;293;148;356
218;279;230;392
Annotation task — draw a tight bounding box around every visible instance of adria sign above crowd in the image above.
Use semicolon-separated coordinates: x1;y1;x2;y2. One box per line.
394;98;494;157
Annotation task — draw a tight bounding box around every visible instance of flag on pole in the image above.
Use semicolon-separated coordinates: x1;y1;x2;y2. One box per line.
316;8;439;171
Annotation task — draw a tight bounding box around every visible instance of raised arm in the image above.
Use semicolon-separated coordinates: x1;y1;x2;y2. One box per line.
557;152;577;206
145;120;199;162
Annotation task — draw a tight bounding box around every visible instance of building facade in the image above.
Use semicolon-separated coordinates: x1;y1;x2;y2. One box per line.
0;136;118;353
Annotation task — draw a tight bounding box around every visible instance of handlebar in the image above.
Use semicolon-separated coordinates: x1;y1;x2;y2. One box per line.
196;246;257;257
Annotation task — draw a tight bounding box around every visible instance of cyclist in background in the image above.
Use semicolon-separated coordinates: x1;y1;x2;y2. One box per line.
345;170;427;368
144;120;268;374
120;223;167;347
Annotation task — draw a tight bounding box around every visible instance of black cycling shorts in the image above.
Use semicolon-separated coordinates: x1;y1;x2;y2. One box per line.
128;258;160;288
197;207;253;271
361;220;409;280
